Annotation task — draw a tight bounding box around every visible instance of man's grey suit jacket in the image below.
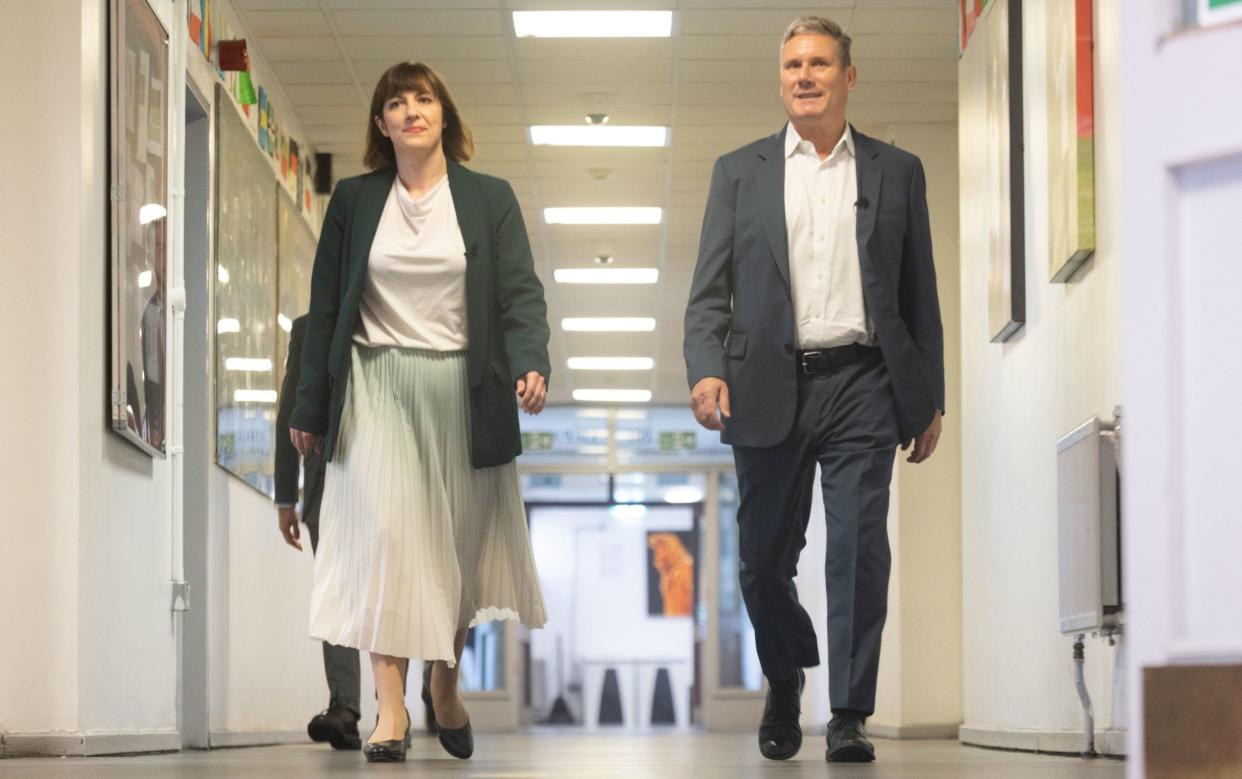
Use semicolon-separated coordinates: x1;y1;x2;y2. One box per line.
683;125;945;447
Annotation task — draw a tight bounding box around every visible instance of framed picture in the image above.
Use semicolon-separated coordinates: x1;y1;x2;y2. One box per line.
646;530;697;618
215;88;278;497
275;187;316;393
109;0;170;456
1048;0;1096;282
960;0;1025;342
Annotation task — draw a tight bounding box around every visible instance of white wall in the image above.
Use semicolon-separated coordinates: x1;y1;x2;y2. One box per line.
0;0;179;752
958;0;1125;752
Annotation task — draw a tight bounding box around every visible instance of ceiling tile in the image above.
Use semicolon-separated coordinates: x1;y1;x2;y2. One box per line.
330;9;505;36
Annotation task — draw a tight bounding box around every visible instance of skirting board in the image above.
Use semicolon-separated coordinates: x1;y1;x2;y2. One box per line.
959;725;1127;756
1;731;181;757
209;730;307;749
869;723;961;740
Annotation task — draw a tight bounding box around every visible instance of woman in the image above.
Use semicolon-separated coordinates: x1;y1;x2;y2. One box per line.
289;61;549;764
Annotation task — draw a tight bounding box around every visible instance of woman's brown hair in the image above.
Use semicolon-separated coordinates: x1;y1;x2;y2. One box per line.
363;62;474;169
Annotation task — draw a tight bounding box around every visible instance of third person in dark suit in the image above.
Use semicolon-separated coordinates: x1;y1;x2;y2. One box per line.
275;314;362;750
683;16;945;764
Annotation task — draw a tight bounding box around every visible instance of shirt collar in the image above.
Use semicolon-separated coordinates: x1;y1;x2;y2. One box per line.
784;121;855;161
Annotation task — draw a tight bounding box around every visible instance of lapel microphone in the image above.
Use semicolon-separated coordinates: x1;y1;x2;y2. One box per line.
854;196;870;210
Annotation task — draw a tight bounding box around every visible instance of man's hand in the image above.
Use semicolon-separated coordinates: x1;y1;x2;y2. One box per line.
290;428;323;458
690;377;731;431
516;371;548;415
901;411;943;464
278;506;303;551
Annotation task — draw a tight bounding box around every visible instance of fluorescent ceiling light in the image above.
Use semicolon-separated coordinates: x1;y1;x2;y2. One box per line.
218;265;231;284
225;358;273;372
568;357;654;371
663;486;705;504
137;270;153;288
139;203;167;225
277;314;293;333
575;408;647;420
554;268;659;285
217;318;241;334
614;430;642;442
610;504;649;520
513;11;672;38
544;207;662;225
576;445;610;456
530;125;667;147
573;389;653;403
233;389;277;404
561;317;655;332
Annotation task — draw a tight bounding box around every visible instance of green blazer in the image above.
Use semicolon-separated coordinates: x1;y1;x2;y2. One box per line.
289;162;551;469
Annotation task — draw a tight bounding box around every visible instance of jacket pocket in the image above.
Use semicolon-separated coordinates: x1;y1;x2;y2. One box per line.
726;333;748;358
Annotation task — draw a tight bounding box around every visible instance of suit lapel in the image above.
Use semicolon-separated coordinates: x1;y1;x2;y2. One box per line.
348;168;394;292
853;127;882;253
447;161;488;387
757;128;791;291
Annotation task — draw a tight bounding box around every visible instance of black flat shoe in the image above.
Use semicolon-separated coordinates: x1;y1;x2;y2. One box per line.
436;718;473;759
758;668;805;760
826;711;876;763
363;712;411;763
307;706;361;751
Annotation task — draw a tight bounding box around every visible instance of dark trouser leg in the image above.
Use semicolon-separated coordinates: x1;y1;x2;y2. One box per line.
732;391;821;680
816;355;900;716
308;519;362;715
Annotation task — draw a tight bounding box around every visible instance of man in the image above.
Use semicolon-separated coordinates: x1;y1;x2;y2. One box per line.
275;314;363;750
683;17;945;764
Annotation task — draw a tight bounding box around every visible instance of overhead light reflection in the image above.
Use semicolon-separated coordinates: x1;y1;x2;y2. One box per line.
233;389;277;403
139;203;167;225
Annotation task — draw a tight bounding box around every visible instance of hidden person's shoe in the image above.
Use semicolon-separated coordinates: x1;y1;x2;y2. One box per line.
758;668;805;760
437;718;474;759
306;705;361;751
826;711;876;763
421;664;438;734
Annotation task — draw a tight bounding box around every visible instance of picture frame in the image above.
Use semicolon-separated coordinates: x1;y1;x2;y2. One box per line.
960;0;1026;342
1048;0;1096;283
109;0;170;456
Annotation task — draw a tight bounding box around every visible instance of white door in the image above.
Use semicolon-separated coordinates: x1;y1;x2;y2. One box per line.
1121;3;1242;776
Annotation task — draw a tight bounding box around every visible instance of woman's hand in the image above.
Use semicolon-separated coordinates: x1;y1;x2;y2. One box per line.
515;371;548;415
290;428;324;458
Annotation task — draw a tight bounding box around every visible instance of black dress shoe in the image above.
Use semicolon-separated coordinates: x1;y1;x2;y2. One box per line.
826;711;876;763
421;668;438;734
362;718;411;764
307;705;361;751
437;718;473;759
758;668;805;760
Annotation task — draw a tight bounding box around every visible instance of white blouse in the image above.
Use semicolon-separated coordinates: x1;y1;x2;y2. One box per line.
353;175;469;351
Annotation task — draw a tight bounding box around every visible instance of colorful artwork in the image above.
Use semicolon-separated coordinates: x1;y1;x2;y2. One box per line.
646;531;696;618
1048;0;1096;282
960;0;1025;342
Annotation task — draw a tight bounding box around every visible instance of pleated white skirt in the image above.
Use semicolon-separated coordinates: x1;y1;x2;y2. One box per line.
308;344;547;662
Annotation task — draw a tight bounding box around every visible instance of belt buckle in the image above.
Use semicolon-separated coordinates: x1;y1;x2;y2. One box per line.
799;350;822;374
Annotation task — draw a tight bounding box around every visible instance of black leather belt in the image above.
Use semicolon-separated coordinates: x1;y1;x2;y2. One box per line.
797;344;878;375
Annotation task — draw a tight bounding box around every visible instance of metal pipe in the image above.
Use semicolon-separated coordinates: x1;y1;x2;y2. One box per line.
1073;635;1097;758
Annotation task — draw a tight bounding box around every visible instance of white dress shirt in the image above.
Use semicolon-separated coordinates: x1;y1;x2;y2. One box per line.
784;122;874;349
354;175;469;351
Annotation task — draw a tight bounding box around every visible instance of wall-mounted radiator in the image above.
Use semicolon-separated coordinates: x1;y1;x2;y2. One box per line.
1057;410;1123;635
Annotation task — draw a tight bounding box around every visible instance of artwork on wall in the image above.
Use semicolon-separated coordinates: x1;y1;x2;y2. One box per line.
216;87;279;496
646;531;697;618
275;188;316;392
960;0;1025;342
109;0;170;456
1048;0;1096;283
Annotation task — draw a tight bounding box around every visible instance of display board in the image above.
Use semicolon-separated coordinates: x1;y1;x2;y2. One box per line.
215;88;278;496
